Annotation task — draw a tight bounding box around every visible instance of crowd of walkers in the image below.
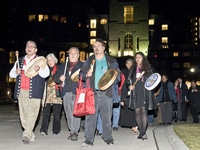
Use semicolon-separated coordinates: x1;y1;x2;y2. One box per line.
9;39;200;146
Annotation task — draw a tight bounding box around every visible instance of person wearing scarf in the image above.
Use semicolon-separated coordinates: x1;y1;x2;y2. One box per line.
40;53;62;136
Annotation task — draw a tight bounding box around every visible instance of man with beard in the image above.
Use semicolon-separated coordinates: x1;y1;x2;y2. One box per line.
80;38;120;146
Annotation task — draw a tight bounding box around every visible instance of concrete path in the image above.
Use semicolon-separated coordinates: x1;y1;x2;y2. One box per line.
0;104;189;150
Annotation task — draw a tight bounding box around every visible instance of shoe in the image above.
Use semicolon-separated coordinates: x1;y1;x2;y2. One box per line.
142;134;148;140
131;127;139;135
105;139;114;145
113;127;118;131
96;130;102;136
81;140;93;147
22;136;30;144
71;133;78;141
52;132;58;135
40;131;48;136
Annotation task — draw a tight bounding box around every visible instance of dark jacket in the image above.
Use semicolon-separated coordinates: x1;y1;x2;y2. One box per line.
80;54;120;98
156;80;177;103
128;66;156;110
54;61;83;97
14;57;47;99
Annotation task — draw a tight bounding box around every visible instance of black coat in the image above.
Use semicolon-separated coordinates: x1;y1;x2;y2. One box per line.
127;66;156;110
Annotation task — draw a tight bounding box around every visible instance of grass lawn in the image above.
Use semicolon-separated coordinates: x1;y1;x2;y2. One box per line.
174;124;200;150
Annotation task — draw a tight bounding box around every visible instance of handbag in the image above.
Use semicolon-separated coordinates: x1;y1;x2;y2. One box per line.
73;76;95;117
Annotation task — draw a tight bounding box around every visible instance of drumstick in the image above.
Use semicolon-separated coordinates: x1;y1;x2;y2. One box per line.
62;57;68;87
132;71;145;86
89;59;95;73
63;57;68;76
15;51;20;69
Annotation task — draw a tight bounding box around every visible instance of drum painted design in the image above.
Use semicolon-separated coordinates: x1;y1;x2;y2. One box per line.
145;73;161;90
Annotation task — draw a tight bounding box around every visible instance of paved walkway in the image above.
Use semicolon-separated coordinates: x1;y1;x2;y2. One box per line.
0;104;190;150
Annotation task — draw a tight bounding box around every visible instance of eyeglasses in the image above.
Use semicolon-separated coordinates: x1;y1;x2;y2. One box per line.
26;46;36;49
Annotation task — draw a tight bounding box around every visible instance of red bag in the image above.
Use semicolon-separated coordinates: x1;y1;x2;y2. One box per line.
73;77;95;117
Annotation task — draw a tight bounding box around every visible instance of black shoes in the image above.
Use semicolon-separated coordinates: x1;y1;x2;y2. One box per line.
81;140;93;147
113;127;118;131
68;132;78;141
96;130;102;136
105;139;114;145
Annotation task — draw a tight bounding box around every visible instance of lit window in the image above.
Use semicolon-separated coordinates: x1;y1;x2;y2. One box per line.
90;19;96;29
162;24;168;30
59;51;66;63
173;52;179;57
183;62;190;68
60;17;67;23
162;37;168;43
28;15;36;21
100;19;107;24
124;34;133;49
90;39;96;45
124;50;133;56
80;51;86;62
90;31;96;37
183;52;190;56
149;19;154;25
124;6;134;24
9;51;15;64
38;14;43;22
44;15;48;21
52;15;59;21
78;22;81;27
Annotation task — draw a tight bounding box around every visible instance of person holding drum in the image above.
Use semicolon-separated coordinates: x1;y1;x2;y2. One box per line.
128;52;155;140
80;38;120;146
40;53;62;136
54;47;83;141
9;40;50;143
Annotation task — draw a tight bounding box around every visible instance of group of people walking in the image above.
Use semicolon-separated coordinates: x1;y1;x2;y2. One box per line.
9;39;200;146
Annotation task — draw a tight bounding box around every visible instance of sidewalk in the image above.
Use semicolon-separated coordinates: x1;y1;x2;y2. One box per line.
0;104;189;150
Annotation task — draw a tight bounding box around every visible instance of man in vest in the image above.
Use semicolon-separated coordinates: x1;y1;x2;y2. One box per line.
9;40;50;143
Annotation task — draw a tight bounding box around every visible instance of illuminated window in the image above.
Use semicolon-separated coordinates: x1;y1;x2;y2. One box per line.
60;17;67;23
149;19;154;25
28;15;36;21
90;31;96;37
38;14;44;22
9;51;15;64
173;52;179;57
100;19;107;24
162;37;168;43
183;52;190;56
183;62;190;68
124;6;134;24
124;50;133;56
80;51;86;62
90;39;96;45
162;24;168;30
44;15;48;21
59;51;66;63
124;34;133;49
90;19;96;29
52;15;59;21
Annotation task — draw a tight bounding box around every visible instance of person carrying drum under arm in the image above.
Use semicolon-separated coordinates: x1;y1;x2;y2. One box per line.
54;47;83;141
40;53;62;136
80;38;120;147
9;40;50;144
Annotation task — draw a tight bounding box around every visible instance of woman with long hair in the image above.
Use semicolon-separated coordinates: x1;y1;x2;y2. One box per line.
128;52;155;140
